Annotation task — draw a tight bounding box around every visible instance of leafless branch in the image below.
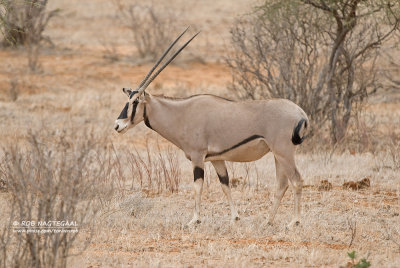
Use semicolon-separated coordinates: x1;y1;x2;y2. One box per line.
347;217;357;248
227;0;400;144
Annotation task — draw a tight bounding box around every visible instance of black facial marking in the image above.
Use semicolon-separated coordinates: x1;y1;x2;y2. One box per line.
129;90;139;99
206;135;264;158
217;173;229;186
130;99;139;122
193;167;204;182
143;105;152;129
117;102;129;119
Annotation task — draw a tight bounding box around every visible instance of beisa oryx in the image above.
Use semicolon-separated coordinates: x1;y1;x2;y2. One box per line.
114;28;309;228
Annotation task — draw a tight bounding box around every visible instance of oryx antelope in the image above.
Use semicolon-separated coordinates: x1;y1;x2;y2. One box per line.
114;28;309;227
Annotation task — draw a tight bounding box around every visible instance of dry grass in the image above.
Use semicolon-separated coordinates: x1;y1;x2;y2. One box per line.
0;0;399;267
71;151;400;267
0;129;116;267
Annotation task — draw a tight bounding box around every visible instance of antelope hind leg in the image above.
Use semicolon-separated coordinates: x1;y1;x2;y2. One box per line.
211;160;239;222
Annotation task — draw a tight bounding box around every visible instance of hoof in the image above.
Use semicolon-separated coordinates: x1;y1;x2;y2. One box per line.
186;218;201;228
230;216;240;223
286;220;301;230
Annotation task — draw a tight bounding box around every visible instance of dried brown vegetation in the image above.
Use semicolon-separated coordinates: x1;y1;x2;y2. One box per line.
0;130;115;267
227;0;400;144
0;0;59;71
114;139;182;195
318;180;333;191
114;0;177;62
343;177;371;191
0;0;399;267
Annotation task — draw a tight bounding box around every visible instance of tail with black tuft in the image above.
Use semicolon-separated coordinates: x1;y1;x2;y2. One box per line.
292;118;308;145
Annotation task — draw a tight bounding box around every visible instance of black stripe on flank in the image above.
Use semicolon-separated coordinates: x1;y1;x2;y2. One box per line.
206;135;264;158
217;174;229;186
193;167;204;182
117;102;129;119
291;118;307;145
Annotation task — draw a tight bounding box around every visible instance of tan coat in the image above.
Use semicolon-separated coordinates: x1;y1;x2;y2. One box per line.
115;91;308;227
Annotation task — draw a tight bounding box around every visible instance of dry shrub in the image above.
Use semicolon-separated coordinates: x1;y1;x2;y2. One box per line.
0;178;5;192
379;219;400;251
227;0;400;144
0;0;58;46
239;162;262;191
343;177;371;191
369;126;400;171
225;161;265;191
7;77;18;101
387;128;400;170
230;177;242;188
0;130;115;268
101;40;120;63
121;139;182;195
318;180;332;191
114;0;176;61
119;192;153;217
155;142;181;193
301;103;398;157
0;0;59;71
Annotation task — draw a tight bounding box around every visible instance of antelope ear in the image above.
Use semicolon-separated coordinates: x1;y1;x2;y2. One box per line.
122;88;132;97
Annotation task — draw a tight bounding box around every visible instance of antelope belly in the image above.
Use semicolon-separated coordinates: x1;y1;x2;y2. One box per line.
206;139;270;162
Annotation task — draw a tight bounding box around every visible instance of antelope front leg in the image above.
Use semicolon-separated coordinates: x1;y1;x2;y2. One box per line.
187;163;204;226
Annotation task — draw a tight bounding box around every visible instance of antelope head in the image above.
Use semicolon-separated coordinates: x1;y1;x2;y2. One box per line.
114;88;144;133
114;27;199;133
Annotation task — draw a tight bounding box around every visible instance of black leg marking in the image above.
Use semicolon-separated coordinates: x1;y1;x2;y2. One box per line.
206;135;264;158
193;167;204;182
217;173;229;186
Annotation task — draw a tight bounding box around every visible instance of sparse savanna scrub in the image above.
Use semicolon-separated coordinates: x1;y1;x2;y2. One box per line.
0;0;399;267
227;0;400;145
0;0;59;71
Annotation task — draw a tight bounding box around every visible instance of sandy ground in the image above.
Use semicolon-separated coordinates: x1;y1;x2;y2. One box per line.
0;0;399;267
62;148;400;267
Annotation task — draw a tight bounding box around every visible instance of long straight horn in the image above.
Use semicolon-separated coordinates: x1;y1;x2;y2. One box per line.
138;31;200;94
135;27;190;93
